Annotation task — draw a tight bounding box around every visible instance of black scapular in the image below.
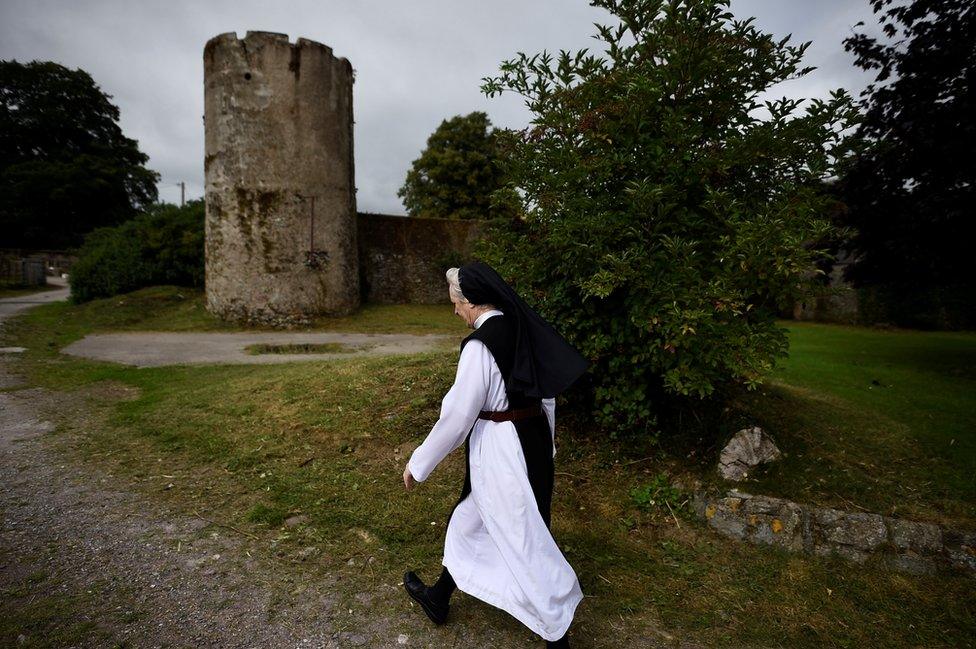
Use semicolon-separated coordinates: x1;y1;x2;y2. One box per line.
445;314;555;530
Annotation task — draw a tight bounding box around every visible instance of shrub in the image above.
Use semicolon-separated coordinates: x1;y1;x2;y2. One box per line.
69;199;204;303
478;0;861;438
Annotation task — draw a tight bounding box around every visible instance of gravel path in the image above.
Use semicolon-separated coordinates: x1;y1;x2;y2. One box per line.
0;277;70;323
0;383;350;647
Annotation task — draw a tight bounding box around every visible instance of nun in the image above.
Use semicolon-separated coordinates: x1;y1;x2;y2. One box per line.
401;261;589;648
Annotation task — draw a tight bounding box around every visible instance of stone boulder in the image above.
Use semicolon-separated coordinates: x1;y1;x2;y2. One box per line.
718;426;782;481
810;507;887;562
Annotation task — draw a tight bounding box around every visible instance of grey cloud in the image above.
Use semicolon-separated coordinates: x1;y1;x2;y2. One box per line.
1;0;883;213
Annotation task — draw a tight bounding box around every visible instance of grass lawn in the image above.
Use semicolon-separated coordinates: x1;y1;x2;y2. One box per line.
728;321;976;531
1;287;974;648
32;285;462;335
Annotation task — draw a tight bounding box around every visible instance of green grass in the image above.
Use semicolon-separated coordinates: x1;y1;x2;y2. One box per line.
1;289;974;647
53;285;460;334
1;284;460;344
725;321;976;530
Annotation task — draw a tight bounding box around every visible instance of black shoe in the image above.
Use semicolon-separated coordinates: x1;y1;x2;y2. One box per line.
403;570;449;625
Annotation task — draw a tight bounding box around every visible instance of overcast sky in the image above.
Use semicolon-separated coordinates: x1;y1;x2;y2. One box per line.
0;0;883;213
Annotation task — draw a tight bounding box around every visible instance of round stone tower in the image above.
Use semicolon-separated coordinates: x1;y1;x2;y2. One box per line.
203;31;359;325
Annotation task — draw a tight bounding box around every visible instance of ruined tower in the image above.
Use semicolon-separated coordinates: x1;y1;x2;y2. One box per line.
203;32;359;324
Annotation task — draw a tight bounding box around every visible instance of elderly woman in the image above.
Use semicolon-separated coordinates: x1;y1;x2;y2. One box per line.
401;261;589;648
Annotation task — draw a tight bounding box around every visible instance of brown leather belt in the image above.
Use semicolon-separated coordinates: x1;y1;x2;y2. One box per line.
478;405;543;422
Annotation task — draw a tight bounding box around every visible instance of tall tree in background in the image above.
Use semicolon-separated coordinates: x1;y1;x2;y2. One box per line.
838;0;975;328
0;60;159;249
398;111;509;219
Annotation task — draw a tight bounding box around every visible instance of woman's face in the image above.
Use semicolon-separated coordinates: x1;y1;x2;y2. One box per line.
451;295;480;328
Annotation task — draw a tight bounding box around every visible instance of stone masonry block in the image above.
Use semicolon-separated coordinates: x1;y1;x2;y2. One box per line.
812;507;887;551
886;517;943;555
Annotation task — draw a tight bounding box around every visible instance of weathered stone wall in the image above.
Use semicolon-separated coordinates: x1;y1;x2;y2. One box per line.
694;489;976;578
203;32;359;325
357;213;485;304
0;249;76;284
790;249;860;324
0;258;44;286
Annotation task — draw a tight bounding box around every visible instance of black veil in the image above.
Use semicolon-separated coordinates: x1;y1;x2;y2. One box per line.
458;261;589;399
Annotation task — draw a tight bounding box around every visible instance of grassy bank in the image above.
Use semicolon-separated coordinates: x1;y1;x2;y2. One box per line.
36;285;460;335
727;322;976;530
2;288;974;647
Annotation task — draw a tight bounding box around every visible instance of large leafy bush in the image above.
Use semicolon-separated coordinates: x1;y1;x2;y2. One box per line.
478;0;861;437
69;200;204;303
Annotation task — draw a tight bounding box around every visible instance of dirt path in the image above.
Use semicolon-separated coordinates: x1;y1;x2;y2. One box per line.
0;277;70;334
62;331;454;368
0;384;350;647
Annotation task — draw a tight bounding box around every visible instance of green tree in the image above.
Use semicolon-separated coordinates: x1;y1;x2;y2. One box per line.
837;0;975;329
397;111;509;219
479;0;861;437
0;60;159;249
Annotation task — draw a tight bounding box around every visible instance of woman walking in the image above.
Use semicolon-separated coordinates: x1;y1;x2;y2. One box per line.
401;261;588;647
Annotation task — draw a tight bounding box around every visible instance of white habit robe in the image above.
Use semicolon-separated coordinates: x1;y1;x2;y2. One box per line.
407;309;583;641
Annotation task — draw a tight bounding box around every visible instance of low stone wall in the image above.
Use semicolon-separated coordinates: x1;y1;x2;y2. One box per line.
0;249;76;284
0;258;44;286
0;248;78;283
693;489;975;578
357;213;485;304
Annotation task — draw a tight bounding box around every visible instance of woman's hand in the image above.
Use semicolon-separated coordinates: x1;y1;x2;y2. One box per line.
403;465;416;491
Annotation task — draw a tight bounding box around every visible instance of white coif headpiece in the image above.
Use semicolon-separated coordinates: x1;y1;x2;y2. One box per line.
446;267;468;304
